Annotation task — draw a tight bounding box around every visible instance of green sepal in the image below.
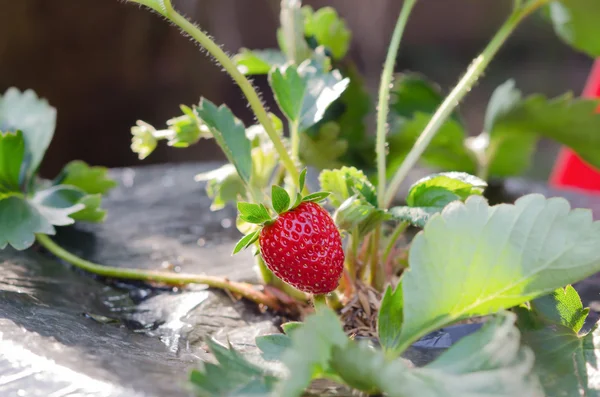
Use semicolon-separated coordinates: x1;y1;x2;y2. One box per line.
237;202;272;224
271;185;291;214
298;168;307;192
232;230;260;255
301;192;330;203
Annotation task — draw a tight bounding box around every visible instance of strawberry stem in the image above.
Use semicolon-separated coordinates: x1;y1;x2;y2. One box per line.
312;294;327;310
36;234;282;311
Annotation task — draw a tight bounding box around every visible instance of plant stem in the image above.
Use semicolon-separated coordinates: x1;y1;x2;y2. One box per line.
290;121;300;162
382;222;408;267
383;2;546;208
164;4;300;188
313;294;327;311
376;0;418;208
368;226;383;291
36;234;281;311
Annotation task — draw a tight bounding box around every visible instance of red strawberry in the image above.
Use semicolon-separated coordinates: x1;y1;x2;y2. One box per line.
259;201;344;294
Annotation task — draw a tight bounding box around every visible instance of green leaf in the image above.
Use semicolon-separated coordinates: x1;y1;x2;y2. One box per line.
307;65;372;170
278;0;311;63
275;306;347;397
271;185;291;214
190;339;278;397
329;341;382;395
488;92;600;175
522;322;600;397
30;185;86;226
301;192;330;203
387;113;476;175
299;121;348;169
378;285;404;352
0;130;25;195
233;230;260;255
0;88;56;182
318;166;376;208
233;49;287;75
196;164;246;211
392;194;600;355
303;6;351;60
334;196;391;237
298;168;307;192
389;206;440;228
55;160;117;195
256;334;292;362
0;196;55;250
518;288;599;397
334;313;542;397
530;285;589;333
195;98;252;184
484;79;522;133
70;194;106;223
237;202;272;224
390;73;448;120
467;80;537;178
406;172;486;207
269;63;349;131
127;0;168;16
546;0;600;57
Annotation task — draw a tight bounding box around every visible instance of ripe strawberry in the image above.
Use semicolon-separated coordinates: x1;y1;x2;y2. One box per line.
259;201;344;294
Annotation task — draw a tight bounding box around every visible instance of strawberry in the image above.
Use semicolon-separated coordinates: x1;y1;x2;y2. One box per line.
233;170;344;295
258;201;344;294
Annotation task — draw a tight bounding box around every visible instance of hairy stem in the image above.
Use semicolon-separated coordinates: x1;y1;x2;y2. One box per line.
36;234;281;311
290;121;300;163
382;222;408;267
383;2;547;208
376;0;418;208
368;226;383;291
163;3;300;187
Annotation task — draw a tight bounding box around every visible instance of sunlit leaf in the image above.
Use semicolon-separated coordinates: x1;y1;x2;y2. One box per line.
278;0;311;63
269;63;349;131
546;0;600;57
0;88;56;183
55;160;117;195
196;164;246;211
406;172;486;207
303;6;351;60
195;98;252;184
392;194;600;354
319;166;376;208
233;49;287;75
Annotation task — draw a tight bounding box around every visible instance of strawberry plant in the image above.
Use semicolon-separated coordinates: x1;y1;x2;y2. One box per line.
4;0;600;395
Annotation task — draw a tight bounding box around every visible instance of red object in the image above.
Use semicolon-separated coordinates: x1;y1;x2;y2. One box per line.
549;59;600;192
259;201;344;294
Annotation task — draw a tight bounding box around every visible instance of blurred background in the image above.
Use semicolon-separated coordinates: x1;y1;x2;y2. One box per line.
0;0;594;180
